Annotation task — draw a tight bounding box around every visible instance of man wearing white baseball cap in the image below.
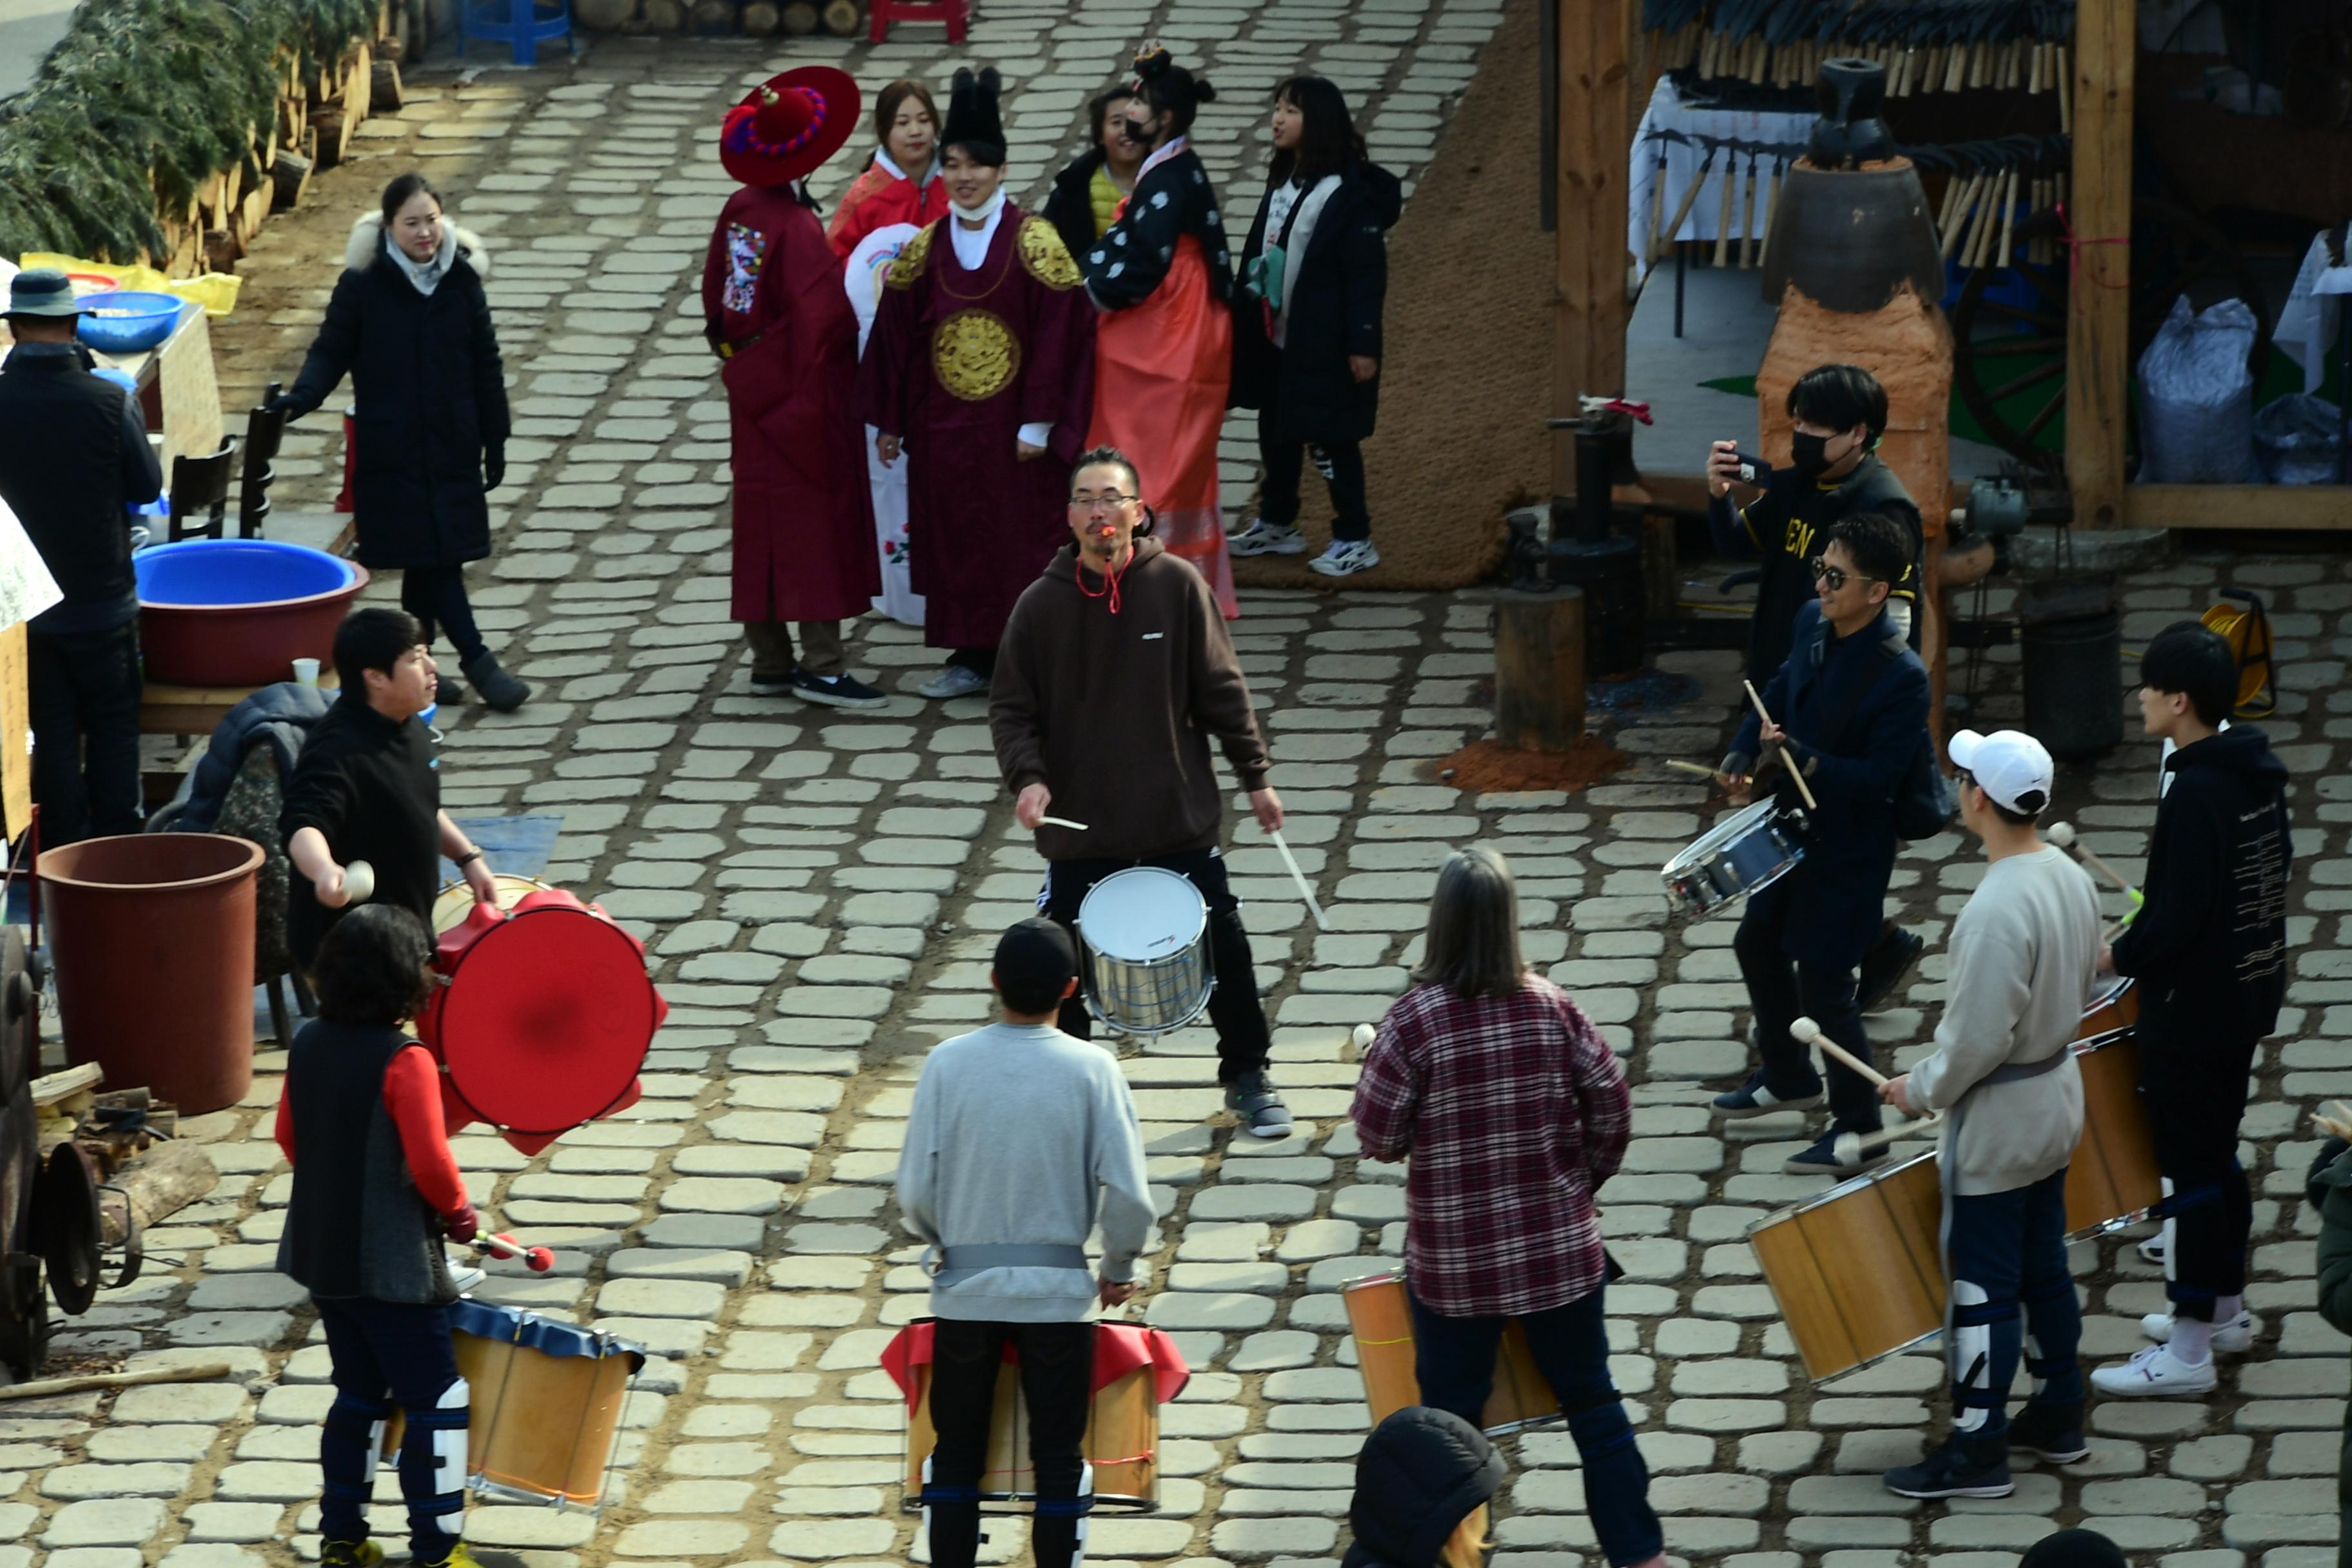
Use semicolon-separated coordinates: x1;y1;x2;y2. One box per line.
1876;729;2104;1501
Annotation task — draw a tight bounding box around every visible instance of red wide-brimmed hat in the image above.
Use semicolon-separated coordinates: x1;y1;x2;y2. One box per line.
720;66;860;188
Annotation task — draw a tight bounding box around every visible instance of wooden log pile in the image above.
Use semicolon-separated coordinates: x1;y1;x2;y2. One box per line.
150;3;405;278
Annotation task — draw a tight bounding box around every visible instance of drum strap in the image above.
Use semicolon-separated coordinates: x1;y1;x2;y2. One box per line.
1979;1050;2070;1086
934;1243;1091;1280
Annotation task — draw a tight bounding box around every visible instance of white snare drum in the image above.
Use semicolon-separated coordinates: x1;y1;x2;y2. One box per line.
1661;799;1807;917
1077;867;1214;1037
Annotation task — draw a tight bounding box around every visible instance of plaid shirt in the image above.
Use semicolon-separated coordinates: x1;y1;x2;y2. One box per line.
1350;976;1631;1317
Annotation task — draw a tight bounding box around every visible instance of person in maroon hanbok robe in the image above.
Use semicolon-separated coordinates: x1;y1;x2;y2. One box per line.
856;66;1097;702
701;65;886;709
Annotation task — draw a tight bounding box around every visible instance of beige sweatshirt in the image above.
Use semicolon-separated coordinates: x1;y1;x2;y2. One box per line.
1908;845;2106;1197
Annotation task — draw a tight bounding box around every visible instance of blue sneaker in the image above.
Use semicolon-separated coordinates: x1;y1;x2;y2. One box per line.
1884;1432;2013;1499
1712;1072;1823;1120
1785;1130;1885;1177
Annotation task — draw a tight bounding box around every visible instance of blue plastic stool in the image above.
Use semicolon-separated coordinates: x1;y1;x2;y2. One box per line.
462;0;573;65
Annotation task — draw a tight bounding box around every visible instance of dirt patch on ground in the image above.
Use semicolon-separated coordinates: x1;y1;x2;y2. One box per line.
1424;734;1632;793
1231;0;1549;593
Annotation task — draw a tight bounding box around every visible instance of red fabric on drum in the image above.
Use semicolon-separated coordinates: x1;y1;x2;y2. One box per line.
879;1320;1190;1409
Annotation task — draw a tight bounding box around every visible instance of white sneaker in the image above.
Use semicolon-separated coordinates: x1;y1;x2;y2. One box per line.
2137;1234;2167;1266
2141;1309;2257;1353
914;663;990;700
1307;538;1380;577
2089;1343;2218;1396
1227;519;1307;556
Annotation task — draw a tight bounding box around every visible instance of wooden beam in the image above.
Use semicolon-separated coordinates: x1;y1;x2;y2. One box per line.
2124;486;2352;531
1553;0;1634;499
2064;0;2134;527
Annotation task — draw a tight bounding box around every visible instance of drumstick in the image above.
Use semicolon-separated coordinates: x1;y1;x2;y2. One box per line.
1665;759;1729;781
1743;680;1819;812
2043;821;2134;894
476;1231;556;1273
1833;1112;1946;1166
1267;828;1329;931
1789;1015;1888;1086
1039;816;1090;831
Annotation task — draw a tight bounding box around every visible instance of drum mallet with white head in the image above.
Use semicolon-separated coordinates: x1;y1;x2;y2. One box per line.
1833;1112;1947;1167
1790;1017;1934;1167
1268;829;1329;931
2043;821;2134;894
1789;1015;1888;1086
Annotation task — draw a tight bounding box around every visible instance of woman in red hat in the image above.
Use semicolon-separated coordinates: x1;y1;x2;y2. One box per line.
701;66;887;709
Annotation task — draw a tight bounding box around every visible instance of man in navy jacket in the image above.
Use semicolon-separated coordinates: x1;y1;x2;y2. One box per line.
1712;512;1933;1175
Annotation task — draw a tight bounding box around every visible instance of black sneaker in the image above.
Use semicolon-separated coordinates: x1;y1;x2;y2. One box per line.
1712;1070;1824;1120
749;671;795;695
1785;1130;1885;1177
1884;1432;2014;1498
1857;925;1927;1013
2006;1399;2090;1464
1224;1070;1293;1138
789;669;888;709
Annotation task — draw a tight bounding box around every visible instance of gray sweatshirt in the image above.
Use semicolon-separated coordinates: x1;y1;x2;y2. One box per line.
897;1021;1155;1322
1909;845;2104;1197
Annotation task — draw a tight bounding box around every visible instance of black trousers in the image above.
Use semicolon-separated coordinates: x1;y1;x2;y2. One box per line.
316;1295;467;1562
28;623;142;845
400;565;486;665
1044;847;1271;1083
924;1318;1093;1568
1258;406;1369;542
2141;1026;2257;1320
1734;878;1876;1134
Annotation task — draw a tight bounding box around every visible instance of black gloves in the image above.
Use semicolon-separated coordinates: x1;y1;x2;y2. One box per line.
484;446;505;491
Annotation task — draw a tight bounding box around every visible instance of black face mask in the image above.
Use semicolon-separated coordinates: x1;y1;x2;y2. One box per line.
1790;431;1834;479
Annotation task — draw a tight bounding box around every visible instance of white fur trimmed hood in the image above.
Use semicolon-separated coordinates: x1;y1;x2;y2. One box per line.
344;211;492;280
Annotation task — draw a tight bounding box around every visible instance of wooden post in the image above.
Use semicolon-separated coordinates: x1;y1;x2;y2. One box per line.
1494;589;1588;752
1552;0;1634;500
2064;0;2133;528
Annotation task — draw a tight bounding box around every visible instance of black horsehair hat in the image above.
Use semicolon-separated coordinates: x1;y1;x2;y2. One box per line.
942;67;1006;166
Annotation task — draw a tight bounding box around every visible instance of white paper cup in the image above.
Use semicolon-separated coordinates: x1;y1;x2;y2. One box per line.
341;860;375;905
292;658;320;685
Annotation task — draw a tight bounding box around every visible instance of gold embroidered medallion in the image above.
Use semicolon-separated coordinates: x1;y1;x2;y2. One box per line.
1017;216;1083;290
886;224;935;289
932;308;1019;402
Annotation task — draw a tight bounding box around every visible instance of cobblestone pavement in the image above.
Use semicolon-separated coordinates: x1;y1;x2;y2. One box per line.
23;7;2352;1568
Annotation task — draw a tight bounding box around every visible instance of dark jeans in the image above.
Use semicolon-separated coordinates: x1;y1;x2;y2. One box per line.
1736;881;1875;1134
923;1317;1093;1568
1043;847;1271;1083
1259;407;1369;542
400;565;487;665
1944;1168;2084;1436
1408;1282;1662;1568
315;1296;466;1562
28;623;142;845
2142;1030;2257;1319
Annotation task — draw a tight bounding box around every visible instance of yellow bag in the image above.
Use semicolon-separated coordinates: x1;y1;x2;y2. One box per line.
17;255;241;316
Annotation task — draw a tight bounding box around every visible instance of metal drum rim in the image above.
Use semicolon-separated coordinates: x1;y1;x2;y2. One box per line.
1076;866;1209;959
1660;798;1787;877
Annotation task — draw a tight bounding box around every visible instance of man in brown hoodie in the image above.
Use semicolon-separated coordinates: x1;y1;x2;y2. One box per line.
990;446;1292;1136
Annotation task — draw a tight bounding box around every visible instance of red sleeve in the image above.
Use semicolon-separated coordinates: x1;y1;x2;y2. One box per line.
273;1089;295;1168
382;1044;468;1216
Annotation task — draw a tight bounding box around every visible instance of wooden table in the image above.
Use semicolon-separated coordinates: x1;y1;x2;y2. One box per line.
140;672;338;739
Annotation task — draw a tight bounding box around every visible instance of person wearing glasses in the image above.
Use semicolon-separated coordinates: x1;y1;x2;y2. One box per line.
1705;362;1928;1015
1711;513;1932;1176
988;447;1293;1137
858;66;1097;701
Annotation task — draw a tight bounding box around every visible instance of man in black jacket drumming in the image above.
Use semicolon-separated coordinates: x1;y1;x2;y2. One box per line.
2091;622;2290;1398
1712;513;1933;1177
1708;364;1929;1010
0;269;164;843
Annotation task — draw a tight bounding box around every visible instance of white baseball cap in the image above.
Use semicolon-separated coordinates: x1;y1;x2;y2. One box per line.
1946;729;2054;814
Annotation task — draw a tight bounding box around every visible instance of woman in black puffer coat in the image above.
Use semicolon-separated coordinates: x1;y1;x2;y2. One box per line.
1227;75;1401;580
281;172;527;710
1341;1407;1503;1568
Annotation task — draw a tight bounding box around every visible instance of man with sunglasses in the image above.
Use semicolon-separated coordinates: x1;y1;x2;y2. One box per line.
990;447;1293;1137
1708;363;1929;1014
1712;513;1932;1175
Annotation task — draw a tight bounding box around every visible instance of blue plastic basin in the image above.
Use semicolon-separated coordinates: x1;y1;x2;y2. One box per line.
135;540;355;606
74;291;188;355
134;540;369;686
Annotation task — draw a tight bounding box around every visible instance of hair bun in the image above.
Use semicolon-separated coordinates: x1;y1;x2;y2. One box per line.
1132;41;1173;79
1192;75;1217;103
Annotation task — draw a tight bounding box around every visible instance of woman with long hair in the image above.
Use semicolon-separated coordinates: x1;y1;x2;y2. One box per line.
828;79;948;260
1228;75;1400;578
278;172;527;711
1350;848;1668;1568
1039;84;1144;262
1077;43;1240;618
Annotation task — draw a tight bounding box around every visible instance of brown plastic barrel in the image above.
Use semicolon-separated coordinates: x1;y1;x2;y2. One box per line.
37;834;264;1115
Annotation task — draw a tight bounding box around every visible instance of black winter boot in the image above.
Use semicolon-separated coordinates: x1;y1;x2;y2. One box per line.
460;651;530;713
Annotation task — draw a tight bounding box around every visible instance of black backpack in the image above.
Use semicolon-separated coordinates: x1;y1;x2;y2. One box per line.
1819;629;1954;842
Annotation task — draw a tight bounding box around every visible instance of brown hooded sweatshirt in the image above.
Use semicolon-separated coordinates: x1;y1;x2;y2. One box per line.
990;536;1270;863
